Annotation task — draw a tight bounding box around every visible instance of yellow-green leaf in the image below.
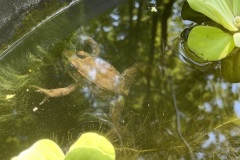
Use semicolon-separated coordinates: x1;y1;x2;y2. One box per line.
187;26;235;61
65;132;115;160
233;32;240;47
11;139;65;160
187;0;237;31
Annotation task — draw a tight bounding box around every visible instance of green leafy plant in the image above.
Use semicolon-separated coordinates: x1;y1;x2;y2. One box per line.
182;0;240;61
65;132;115;160
11;132;115;160
11;139;65;160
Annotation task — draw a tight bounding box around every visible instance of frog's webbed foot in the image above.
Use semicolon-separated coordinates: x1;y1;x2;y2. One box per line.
85;36;100;56
38;96;49;105
120;62;144;95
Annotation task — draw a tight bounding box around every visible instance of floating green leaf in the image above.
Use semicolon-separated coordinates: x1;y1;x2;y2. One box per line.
65;132;115;160
181;1;210;24
187;26;235;61
65;147;114;160
11;139;65;160
187;0;238;31
233;32;240;47
11;133;115;160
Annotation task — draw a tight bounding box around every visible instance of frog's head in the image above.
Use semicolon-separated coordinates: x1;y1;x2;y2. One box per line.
62;50;90;81
63;50;89;61
62;50;78;73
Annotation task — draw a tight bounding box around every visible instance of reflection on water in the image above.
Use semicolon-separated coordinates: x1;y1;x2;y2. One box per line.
1;0;240;159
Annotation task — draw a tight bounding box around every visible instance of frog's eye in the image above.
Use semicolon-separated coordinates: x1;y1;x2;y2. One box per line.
76;51;88;59
65;60;78;70
66;63;77;71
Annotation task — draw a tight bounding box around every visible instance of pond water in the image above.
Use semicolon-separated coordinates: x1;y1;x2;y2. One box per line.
1;0;240;159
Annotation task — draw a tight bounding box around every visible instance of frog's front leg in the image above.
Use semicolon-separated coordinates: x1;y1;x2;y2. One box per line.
86;37;100;56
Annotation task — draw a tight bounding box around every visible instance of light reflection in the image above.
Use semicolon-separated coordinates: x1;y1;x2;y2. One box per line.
81;87;91;98
233;100;240;117
132;15;138;20
201;132;216;148
110;13;120;20
221;83;228;90
116;34;125;40
231;83;240;93
199;102;212;113
113;21;120;26
134;1;139;8
196;152;205;159
215;98;223;109
218;133;226;143
88;68;97;81
103;26;111;32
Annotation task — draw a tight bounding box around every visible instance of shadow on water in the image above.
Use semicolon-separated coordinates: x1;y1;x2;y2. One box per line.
1;0;240;159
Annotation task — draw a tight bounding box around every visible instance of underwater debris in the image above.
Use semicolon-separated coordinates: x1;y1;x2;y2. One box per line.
5;94;16;100
33;107;38;112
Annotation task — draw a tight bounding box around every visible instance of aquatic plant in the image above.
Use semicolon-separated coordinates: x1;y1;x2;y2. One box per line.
12;132;115;160
183;0;240;61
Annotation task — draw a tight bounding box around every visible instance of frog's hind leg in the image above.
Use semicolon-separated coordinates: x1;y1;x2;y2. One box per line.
120;63;143;95
33;84;77;104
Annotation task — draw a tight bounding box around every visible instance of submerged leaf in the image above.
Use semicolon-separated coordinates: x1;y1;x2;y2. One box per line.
187;26;235;61
221;49;240;82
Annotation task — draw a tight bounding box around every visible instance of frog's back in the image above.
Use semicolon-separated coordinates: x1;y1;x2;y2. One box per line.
72;56;122;94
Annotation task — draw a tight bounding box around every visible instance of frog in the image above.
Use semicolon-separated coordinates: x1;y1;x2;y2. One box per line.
64;37;140;96
35;36;141;123
35;36;141;145
35;36;140;99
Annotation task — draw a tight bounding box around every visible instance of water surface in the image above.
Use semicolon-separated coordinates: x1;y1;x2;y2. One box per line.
1;0;240;159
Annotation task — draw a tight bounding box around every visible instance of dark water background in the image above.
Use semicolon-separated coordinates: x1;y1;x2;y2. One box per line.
1;0;240;159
